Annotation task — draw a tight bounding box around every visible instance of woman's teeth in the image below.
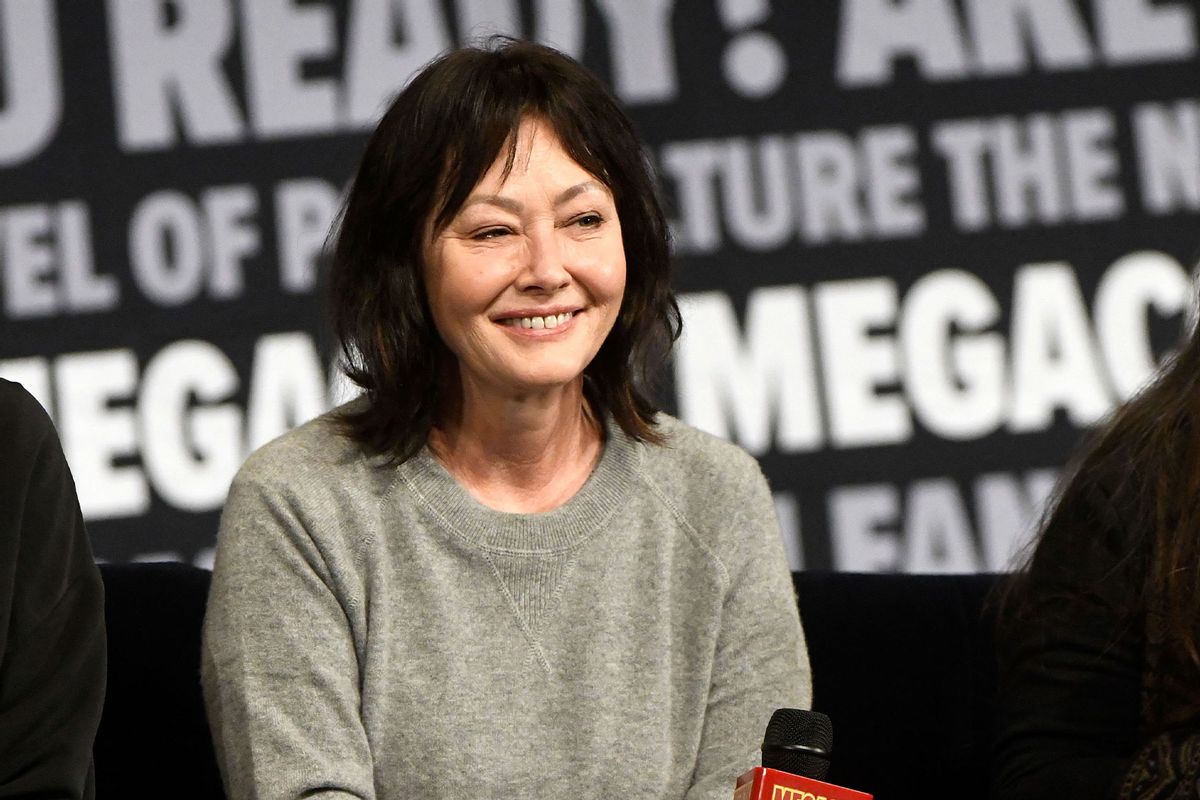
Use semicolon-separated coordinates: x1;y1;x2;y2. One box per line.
502;311;574;329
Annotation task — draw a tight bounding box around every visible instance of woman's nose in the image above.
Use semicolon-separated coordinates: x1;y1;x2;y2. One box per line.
516;228;570;292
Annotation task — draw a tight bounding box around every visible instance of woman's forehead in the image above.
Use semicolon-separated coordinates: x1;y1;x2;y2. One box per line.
459;122;611;203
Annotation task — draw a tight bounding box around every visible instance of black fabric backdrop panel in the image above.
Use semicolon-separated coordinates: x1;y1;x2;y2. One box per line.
1;0;1197;570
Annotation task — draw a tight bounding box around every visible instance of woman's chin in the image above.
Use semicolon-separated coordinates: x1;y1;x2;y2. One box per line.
483;368;587;398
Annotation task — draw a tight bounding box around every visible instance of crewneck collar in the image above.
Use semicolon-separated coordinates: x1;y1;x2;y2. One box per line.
399;415;641;554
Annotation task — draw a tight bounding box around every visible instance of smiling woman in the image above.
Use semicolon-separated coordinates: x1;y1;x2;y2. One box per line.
424;121;625;406
201;39;811;800
327;40;679;471
421;119;628;511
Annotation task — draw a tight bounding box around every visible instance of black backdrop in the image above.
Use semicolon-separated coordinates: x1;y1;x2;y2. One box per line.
2;0;1198;570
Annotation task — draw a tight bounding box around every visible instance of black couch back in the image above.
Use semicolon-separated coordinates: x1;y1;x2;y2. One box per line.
96;563;222;799
796;571;1000;797
96;564;1000;799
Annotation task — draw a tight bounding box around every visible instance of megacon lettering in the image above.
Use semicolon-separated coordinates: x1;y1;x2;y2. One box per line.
773;788;826;800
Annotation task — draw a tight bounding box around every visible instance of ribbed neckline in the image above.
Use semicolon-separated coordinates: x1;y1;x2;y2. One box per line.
398;416;641;554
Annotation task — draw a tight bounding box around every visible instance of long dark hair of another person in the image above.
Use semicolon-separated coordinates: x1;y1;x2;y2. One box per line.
999;291;1200;733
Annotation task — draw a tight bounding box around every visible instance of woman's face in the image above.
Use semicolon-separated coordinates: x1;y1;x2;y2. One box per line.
423;118;626;401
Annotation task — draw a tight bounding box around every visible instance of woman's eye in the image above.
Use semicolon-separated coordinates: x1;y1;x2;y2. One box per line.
472;226;511;240
574;213;603;228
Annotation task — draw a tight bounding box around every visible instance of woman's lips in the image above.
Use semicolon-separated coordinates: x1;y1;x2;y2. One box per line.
494;309;581;333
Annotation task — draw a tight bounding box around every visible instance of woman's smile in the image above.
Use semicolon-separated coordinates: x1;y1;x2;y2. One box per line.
495;309;579;332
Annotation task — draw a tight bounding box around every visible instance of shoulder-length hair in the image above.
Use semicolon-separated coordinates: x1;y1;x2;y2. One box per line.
329;38;680;464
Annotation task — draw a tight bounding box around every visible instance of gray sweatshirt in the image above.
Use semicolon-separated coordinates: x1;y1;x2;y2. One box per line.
202;409;811;800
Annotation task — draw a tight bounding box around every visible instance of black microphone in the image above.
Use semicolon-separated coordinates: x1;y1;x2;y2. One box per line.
733;709;873;800
762;708;833;779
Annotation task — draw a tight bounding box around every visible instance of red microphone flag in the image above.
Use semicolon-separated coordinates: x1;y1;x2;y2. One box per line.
734;767;873;800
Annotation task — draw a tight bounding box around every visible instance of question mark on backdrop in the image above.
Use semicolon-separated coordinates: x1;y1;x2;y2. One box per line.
718;0;788;98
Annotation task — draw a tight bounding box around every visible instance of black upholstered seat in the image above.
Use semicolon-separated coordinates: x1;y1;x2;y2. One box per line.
94;564;1001;799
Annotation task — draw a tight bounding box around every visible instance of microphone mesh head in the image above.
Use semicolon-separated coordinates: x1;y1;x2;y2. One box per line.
761;708;833;780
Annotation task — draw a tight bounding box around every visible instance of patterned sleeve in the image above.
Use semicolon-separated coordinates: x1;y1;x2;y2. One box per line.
1119;731;1200;800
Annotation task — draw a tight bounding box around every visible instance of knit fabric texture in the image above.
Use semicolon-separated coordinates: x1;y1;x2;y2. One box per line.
202;408;811;799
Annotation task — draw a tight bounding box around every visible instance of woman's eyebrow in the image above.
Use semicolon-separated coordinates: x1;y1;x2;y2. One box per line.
461;181;608;214
554;181;607;206
462;194;523;213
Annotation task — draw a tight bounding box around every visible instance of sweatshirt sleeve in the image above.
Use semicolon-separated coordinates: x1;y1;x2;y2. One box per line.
0;381;106;800
201;467;375;800
685;460;813;800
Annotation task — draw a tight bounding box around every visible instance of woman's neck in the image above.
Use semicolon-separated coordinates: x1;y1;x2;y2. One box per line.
428;379;604;513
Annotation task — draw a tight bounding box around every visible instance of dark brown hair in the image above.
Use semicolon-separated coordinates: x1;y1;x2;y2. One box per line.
998;300;1200;730
329;39;680;463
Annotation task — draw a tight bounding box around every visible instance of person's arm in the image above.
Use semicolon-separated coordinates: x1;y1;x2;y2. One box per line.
0;384;105;799
685;463;812;800
992;481;1145;800
201;468;375;800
